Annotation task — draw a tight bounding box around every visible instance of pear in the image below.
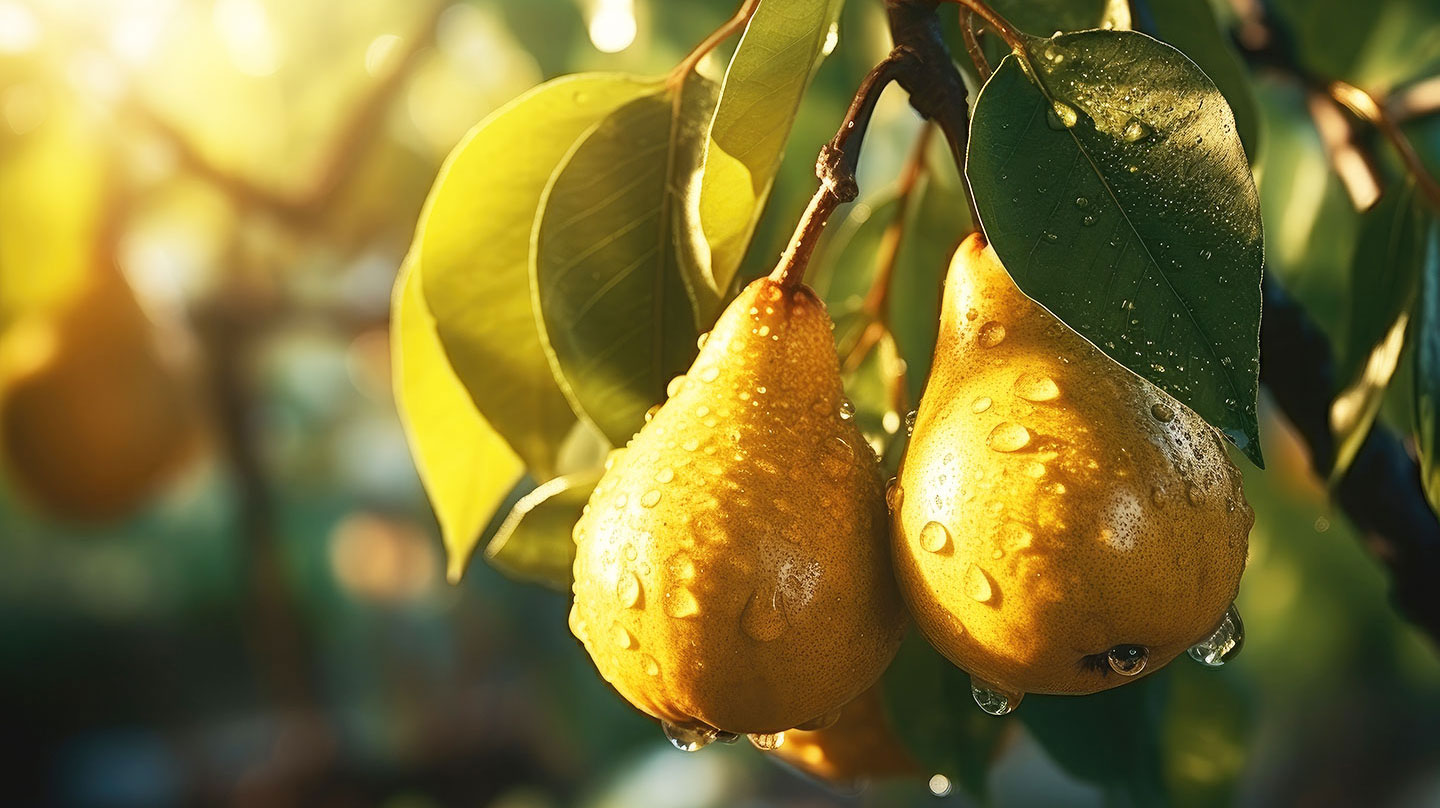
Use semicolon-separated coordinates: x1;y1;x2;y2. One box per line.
765;684;920;786
569;276;907;744
892;233;1251;709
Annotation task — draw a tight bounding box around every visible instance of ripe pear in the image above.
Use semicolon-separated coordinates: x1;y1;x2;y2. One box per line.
766;684;920;785
0;263;201;521
892;233;1251;705
569;276;907;742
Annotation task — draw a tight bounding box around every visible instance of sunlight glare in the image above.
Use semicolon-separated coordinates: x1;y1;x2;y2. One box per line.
0;2;39;53
588;0;636;54
212;0;279;77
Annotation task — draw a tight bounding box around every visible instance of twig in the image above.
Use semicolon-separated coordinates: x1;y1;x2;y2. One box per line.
860;124;935;325
668;0;762;88
959;8;993;82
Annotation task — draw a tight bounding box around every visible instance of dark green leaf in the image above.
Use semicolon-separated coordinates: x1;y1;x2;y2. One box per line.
1331;180;1425;481
1412;214;1440;517
533;76;717;447
968;30;1265;466
699;0;843;296
418;74;656;478
485;469;602;590
1141;0;1262;160
1020;673;1169;803
881;632;1008;798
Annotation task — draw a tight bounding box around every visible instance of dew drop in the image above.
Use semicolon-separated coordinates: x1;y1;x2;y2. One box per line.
641;654;660;676
666;375;688;398
1188;604;1244;666
664;587;700;619
1024;462;1046;478
1186;484;1203;506
971;677;1022;715
977;321;1007;348
1047;101;1078;129
1151;486;1168;506
965;564;994;603
699;366;719;383
614;493;629;509
696;332;709;349
886;479;904;512
919;521;951;553
655;467;675;484
1121;118;1152;142
1107;644;1148;676
748;732;786;751
904;410;918;435
1074;196;1089;208
644;404;660;422
838;398;856;420
965;307;979;321
663;721;718;752
1081;215;1096;227
741;590;787;641
568;603;587;642
1150;402;1175;422
682;437;700;452
1014;372;1060;402
617;572;642;608
612;623;635;650
987;421;1032;453
971;396;992;413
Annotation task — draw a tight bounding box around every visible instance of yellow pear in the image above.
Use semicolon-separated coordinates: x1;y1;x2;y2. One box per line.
766;684;920;786
570;276;907;746
892;233;1251;711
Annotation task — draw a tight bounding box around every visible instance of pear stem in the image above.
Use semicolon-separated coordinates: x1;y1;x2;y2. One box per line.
668;0;761;90
958;8;993;82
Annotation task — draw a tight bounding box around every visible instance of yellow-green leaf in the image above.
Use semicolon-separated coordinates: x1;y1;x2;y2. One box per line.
485;468;602;590
418;73;655;479
392;257;524;583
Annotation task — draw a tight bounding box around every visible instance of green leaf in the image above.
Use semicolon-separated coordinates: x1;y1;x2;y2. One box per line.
418;73;655;479
967;30;1265;466
991;0;1130;35
533;75;718;447
881;633;1008;799
1142;0;1262;160
1412;214;1440;517
391;257;525;583
485;468;602;590
1161;665;1253;808
1020;674;1170;803
1331;180;1425;481
834;310;907;473
699;0;844;296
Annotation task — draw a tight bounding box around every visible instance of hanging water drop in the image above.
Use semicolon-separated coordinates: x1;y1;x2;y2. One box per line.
1188;603;1244;666
747;732;785;750
965;564;994;602
838;398;856;420
663;721;719;752
987;421;1032;453
1107;644;1148;676
919;520;951;553
971;677;1022;715
977;321;1007;348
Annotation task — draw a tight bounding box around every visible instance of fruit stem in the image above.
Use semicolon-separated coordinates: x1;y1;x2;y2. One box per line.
945;0;1028;56
860;123;935;325
958;8;993;82
668;0;761;90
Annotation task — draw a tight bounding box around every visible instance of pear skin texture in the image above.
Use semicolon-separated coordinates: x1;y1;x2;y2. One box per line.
570;277;907;735
892;233;1251;697
767;684;920;785
1;266;201;522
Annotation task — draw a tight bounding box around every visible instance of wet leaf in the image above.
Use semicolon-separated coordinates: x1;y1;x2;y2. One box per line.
1331;180;1425;481
485;468;602;590
881;632;1007;799
968;30;1265;466
533;74;717;447
392;258;525;583
1412;213;1440;517
418;73;655;479
699;0;843;297
1020;673;1169;803
1140;0;1261;160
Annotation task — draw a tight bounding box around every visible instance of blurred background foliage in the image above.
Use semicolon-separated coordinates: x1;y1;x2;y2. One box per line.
2;0;1440;806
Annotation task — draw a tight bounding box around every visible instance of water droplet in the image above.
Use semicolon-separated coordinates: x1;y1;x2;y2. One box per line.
695;405;710;418
1043;43;1063;63
655;467;674;484
987;422;1032;452
1074;196;1089;208
1107;644;1148;676
1047;102;1078;129
1044;231;1059;242
1151;486;1168;506
886;479;904;512
905;410;918;435
1121;118;1152;142
699;366;719;383
614;493;629;509
977;321;1007;348
612;623;635;649
748;732;785;750
617;572;642;608
919;521;951;553
641;654;660;676
1186;484;1203;506
838;398;856;420
965;564;994;602
568;603;587;641
682;437;700;452
644;404;660;422
664;587;699;619
741;590;786;641
696;332;709;349
965;308;979;321
1188;604;1244;666
756;324;771;338
663;721;719;752
1081;215;1096;226
1024;462;1046;478
640;490;660;508
1150;402;1175;423
1014;372;1060;402
972;396;992;413
971;677;1022;715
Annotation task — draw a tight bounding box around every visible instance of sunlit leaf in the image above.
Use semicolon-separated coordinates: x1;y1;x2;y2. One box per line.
834;311;907;473
1412;214;1440;517
881;633;1007;799
1142;0;1262;160
392;258;524;583
1020;674;1169;803
485;468;602;590
990;0;1130;35
1330;180;1425;481
419;73;655;479
968;30;1265;466
533;74;719;447
699;0;844;295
